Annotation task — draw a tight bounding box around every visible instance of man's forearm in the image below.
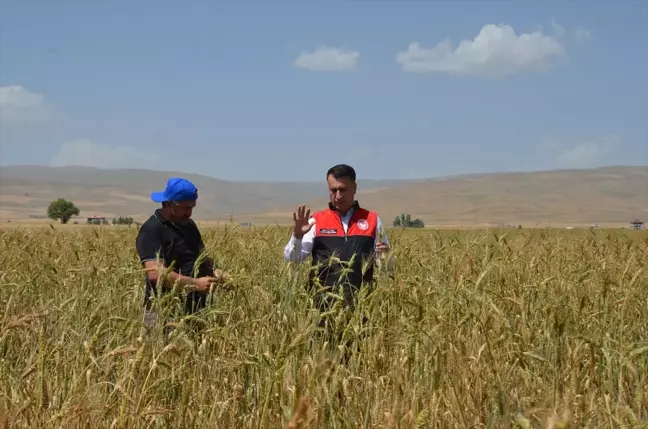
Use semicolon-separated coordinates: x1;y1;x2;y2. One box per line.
284;235;310;263
152;268;198;291
144;261;200;291
167;271;197;287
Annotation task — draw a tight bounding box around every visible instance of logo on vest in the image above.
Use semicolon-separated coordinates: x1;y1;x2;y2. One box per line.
357;219;369;230
319;228;338;235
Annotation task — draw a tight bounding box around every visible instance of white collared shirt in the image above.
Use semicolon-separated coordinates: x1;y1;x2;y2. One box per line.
283;207;396;270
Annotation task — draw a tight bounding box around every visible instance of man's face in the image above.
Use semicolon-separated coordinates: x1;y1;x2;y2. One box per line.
167;200;196;223
327;174;356;213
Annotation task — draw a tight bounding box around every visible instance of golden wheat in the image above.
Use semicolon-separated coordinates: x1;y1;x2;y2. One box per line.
0;225;646;428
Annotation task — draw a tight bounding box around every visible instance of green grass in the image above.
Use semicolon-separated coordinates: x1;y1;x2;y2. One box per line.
0;225;647;428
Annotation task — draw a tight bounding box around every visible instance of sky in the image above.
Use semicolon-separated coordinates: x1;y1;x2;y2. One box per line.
1;0;647;181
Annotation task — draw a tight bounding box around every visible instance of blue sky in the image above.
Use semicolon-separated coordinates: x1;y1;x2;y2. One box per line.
1;0;647;181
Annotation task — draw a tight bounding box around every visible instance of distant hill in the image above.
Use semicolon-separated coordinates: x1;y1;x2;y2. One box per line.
0;165;646;227
0;165;409;222
241;166;648;226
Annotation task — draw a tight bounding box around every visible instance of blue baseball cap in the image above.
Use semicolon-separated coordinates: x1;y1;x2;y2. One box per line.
151;177;198;203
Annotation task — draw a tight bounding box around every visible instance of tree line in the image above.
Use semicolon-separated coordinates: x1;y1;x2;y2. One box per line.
47;198;426;229
46;198;133;225
392;213;424;228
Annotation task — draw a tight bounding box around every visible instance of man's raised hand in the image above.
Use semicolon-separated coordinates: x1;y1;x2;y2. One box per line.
292;204;314;239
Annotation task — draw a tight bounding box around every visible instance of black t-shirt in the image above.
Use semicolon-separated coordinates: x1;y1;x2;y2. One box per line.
135;209;213;307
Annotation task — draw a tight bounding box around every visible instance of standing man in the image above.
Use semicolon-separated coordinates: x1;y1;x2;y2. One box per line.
283;164;395;350
135;177;228;338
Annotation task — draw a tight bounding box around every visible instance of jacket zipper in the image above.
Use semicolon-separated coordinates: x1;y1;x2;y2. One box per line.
338;209;353;242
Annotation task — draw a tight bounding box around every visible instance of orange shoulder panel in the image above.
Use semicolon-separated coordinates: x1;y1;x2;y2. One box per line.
313;209;345;237
348;209;378;237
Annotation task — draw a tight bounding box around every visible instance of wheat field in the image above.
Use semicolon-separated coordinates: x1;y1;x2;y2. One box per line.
0;225;646;429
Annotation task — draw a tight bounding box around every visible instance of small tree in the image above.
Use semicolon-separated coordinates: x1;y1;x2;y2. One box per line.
399;213;411;228
115;216;134;226
47;198;80;224
410;218;425;228
393;212;425;228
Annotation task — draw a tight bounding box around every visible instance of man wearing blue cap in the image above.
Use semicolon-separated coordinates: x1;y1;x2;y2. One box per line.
135;177;228;335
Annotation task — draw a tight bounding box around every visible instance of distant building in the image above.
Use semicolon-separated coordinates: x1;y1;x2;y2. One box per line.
87;216;107;225
630;219;645;230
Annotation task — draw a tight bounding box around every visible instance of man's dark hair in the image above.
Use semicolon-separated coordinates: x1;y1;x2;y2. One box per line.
326;164;356;182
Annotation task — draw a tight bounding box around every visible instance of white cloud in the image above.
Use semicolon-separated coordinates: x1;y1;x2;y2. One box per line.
396;22;571;76
554;135;620;168
0;85;43;108
50;139;162;169
293;46;359;72
0;85;50;124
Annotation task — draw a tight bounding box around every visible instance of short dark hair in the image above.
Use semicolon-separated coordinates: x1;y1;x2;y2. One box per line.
326;164;356;182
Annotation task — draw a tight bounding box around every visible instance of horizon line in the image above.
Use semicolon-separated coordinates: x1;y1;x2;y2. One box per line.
1;163;646;183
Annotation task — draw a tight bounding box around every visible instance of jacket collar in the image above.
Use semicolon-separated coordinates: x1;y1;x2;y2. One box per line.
328;200;360;216
153;208;169;224
153;208;179;227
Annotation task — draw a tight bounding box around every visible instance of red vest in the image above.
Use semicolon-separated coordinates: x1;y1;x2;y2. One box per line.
312;206;378;241
308;202;378;308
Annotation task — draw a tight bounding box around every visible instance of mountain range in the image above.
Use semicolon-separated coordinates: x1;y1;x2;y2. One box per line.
1;165;646;227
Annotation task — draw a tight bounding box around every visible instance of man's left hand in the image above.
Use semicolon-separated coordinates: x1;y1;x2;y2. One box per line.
375;242;390;257
213;269;230;282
